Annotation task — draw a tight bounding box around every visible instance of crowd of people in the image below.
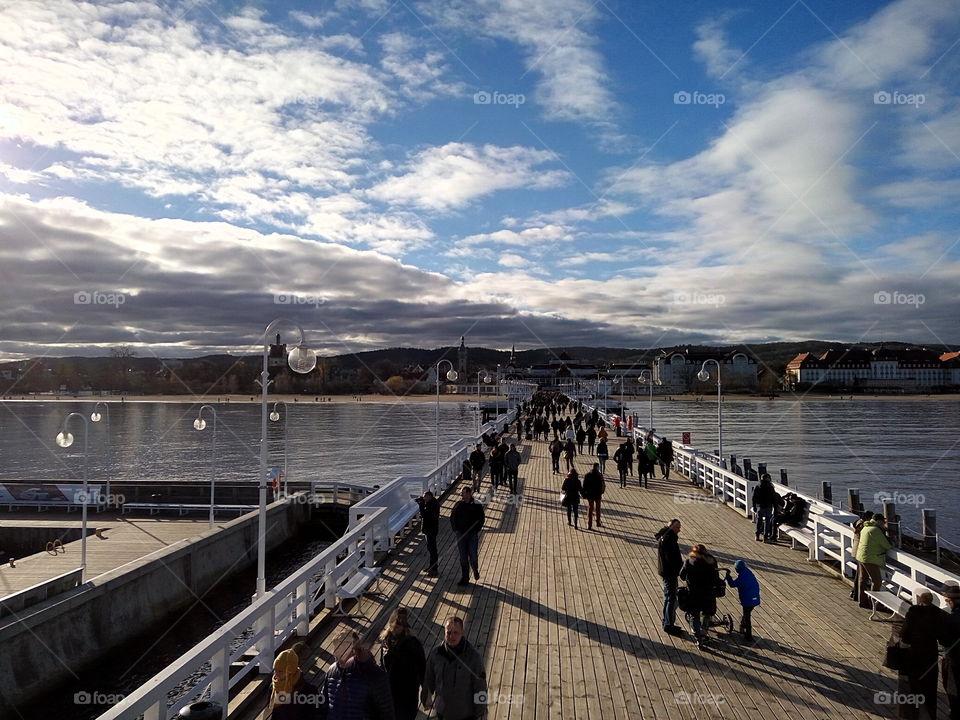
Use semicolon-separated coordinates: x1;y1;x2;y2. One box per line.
265;388;960;718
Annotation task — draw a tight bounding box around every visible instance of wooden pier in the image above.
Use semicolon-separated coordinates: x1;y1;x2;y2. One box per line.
0;513;214;596
243;434;937;719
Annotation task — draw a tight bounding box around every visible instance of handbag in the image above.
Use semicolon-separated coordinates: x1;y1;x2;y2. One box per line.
883;641;905;671
560;492;568;507
677;586;691;613
714;580;727;598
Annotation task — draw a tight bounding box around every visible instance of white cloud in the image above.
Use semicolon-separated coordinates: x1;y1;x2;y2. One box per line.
368;143;569;211
498;253;527;268
460;224;574;246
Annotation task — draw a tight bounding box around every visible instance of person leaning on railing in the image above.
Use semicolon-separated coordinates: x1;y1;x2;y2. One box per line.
855;516;891;610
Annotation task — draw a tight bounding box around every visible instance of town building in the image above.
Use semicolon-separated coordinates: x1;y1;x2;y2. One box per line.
786;347;958;392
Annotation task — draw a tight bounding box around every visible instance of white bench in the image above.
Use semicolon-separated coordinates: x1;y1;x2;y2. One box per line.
865;571;947;620
334;566;382;618
121;503;257;517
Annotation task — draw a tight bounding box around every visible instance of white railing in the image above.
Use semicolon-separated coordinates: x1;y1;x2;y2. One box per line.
589;407;960;599
97;406;522;720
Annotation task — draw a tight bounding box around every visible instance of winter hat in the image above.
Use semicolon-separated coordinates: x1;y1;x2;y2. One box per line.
733;559;748;573
943;582;960;602
272;649;301;697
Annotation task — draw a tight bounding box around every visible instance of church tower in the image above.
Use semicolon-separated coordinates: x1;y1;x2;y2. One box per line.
457;336;468;378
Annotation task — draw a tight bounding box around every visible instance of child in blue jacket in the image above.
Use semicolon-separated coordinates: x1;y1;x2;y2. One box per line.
725;559;761;642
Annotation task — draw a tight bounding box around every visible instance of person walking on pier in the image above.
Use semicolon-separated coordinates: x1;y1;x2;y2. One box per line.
267;648;321;720
898;590;942;719
421;616;488;720
657;437;673;480
561;469;583;528
582;463;604;530
549;437;563;474
679;543;721;648
576;426;587;454
563;438;577;472
856;515;892;609
751;473;779;542
489;443;504;490
323;631;396;720
451;486;485;586
656;519;683;635
941;582;960;720
504;443;521;494
636;442;652;488
613;443;629;488
416;491;441;576
623;437;635;476
469;445;486;492
596;438;609;474
724;560;760;642
380;607;426;720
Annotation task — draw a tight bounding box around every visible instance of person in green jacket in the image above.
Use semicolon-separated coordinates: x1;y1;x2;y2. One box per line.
856;517;892;609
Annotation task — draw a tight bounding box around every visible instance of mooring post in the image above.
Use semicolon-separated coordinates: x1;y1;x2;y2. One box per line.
779;468;788;487
847;489;861;513
883;501;900;547
922;509;937;553
821;481;832;504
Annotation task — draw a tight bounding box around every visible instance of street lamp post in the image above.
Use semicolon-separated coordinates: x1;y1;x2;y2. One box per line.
476;372;492;434
435;359;459;467
269;401;289;497
496;364;501;417
55;413;89;580
257;319;317;597
194;405;218;528
90;401;111;505
697;359;723;464
639;370;655;429
612;374;625;419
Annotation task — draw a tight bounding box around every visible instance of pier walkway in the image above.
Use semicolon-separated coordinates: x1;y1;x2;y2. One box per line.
0;513;214;596
246;433;922;719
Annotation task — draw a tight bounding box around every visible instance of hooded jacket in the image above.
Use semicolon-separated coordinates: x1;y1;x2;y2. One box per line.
422;638;487;720
855;519;892;565
725;560;761;608
323;655;395;720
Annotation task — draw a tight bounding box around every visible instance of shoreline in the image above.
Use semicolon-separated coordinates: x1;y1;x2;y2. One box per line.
2;392;958;404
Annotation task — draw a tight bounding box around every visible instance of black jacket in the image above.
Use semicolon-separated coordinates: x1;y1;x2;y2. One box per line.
752;481;779;509
581;469;605;500
655;526;682;578
679;554;721;615
417;496;440;536
469;449;486;471
451;499;484;535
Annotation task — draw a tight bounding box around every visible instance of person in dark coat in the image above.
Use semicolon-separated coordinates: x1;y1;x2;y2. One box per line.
575;426;587;454
657;438;674;479
613;443;629;488
586;424;597;454
380;608;426;720
549;438;563;474
416;491;440;576
421;616;487;720
622;438;635;476
898;591;941;719
655;519;683;635
751;473;780;542
636;445;652;488
596;438;609;474
563;438;577;471
581;463;605;530
451;485;485;586
468;445;486;491
488;443;504;489
941;582;960;720
561;469;582;529
679;543;721;648
323;632;396;720
503;444;521;494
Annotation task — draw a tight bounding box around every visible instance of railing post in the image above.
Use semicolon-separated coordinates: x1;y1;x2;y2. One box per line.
811;518;822;562
296;577;310;635
324;560;337;609
210;644;230;714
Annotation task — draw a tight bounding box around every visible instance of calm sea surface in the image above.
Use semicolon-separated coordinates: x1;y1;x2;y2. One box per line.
1;397;958;544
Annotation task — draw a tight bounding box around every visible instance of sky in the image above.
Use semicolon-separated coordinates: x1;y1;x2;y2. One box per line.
0;0;958;361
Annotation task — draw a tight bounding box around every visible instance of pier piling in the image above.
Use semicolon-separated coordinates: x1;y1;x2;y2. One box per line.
779;468;788;486
922;508;938;552
821;481;832;504
847;489;861;513
883;501;900;547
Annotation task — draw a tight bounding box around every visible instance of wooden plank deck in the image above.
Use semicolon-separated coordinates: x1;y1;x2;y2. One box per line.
0;513;214;596
250;435;944;719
